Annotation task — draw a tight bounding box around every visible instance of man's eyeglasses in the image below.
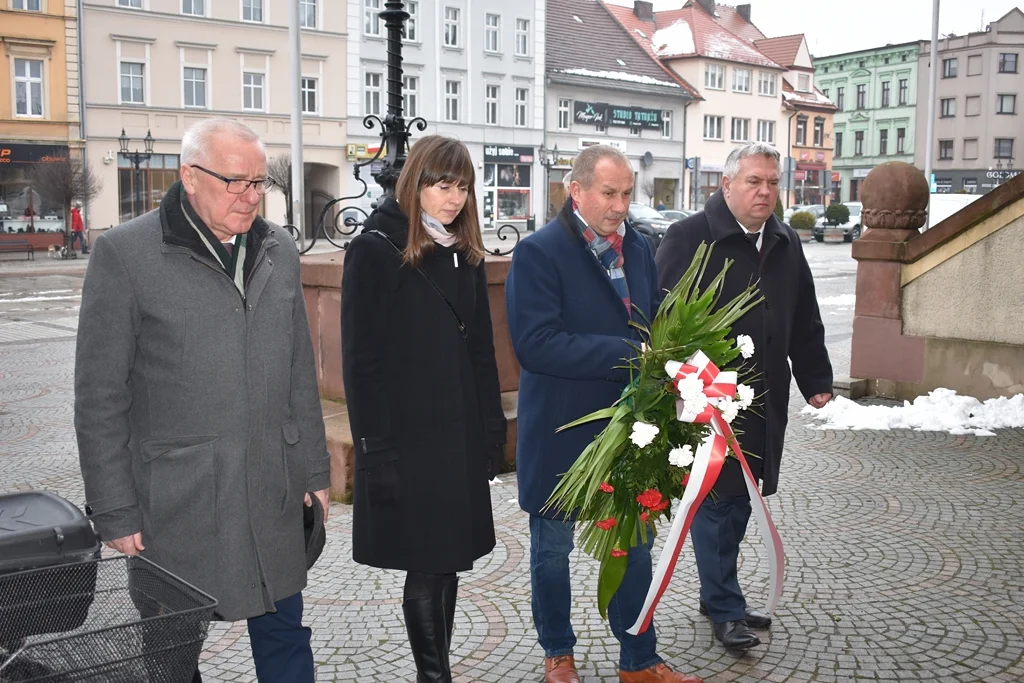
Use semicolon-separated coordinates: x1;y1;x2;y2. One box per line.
191;165;274;195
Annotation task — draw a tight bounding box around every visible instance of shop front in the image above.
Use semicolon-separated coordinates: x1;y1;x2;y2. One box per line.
794;150;829;205
0;143;71;236
482;145;534;229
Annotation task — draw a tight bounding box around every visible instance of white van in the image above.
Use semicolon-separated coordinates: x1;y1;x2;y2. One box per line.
928;193;981;230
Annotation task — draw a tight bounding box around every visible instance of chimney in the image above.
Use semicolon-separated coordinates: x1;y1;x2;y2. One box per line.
633;0;654;22
696;0;715;15
737;3;751;22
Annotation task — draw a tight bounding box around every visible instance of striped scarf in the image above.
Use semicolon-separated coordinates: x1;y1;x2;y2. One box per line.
572;208;631;315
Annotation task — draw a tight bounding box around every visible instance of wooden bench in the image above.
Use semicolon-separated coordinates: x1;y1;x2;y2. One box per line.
0;241;35;260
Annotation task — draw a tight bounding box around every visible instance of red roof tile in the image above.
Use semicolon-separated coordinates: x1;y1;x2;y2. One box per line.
754;34;805;69
711;3;765;44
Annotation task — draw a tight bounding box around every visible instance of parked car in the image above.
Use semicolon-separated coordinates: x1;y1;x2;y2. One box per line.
628;202;675;253
784;204;825;222
659;209;694;222
813;201;863;242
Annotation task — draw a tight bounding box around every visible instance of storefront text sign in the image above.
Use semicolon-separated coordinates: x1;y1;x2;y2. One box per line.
483;145;535;163
574;102;662;129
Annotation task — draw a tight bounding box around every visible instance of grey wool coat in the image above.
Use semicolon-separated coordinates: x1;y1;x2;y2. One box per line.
74;185;330;621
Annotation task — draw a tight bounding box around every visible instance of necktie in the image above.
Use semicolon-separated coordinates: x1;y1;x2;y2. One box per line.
745;232;760;251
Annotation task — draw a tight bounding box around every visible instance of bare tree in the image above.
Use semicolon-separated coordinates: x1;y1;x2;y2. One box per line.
30;154;102;236
266;154;312;226
640;175;656;206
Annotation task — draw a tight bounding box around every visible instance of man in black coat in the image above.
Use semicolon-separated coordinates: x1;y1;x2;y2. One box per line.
655;142;833;651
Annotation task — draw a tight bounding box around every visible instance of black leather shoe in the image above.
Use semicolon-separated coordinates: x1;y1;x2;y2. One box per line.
712;620;761;650
699;600;772;629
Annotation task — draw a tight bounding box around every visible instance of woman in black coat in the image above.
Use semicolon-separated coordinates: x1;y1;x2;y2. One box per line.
341;136;507;683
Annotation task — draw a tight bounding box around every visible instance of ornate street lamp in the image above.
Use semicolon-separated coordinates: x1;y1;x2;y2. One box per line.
119;129;155;218
539;144;560;222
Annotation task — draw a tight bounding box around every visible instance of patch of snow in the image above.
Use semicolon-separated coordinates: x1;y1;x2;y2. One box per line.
554;68;679;88
489;477;502;486
818;294;856;306
703;32;779;68
802;389;1024;436
652;20;695;57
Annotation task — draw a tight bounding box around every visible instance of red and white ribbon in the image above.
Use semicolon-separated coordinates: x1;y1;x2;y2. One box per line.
626;351;785;635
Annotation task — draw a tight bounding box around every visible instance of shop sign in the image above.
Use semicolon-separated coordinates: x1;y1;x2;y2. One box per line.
0;144;69;164
483;145;535;163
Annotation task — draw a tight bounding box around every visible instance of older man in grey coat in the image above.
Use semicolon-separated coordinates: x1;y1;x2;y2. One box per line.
74;118;330;683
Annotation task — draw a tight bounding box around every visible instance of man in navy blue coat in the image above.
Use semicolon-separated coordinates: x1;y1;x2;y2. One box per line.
506;145;702;683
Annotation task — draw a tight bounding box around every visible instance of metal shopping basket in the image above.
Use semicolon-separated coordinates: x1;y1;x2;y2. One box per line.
0;556;217;683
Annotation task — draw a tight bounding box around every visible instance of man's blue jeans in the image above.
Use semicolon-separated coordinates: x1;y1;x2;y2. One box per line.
529;515;662;672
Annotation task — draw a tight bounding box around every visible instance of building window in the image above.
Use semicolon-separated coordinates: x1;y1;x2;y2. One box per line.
301;77;318;114
558;98;570;131
836;86;844;110
879;129;888;155
299;0;316;28
243;72;264;111
629;124;641;138
856;83;866;109
13;0;42;10
120;61;145;104
881;81;890;107
963;138;978;160
698;171;722;208
118;0;142;6
364;72;381;115
835;131;843;157
705;64;724;90
402;75;417;117
997;94;1016;115
364;0;381;36
940;97;956;117
515;18;530;57
514;87;528;127
942;58;957;78
404;1;418;40
703;115;724;140
182;0;204;15
999;53;1019;73
242;0;262;22
445;80;460;122
732;68;751;93
813;118;824;146
896;127;905;154
967;54;983;76
854;130;864;156
938;139;953;160
965;95;981;116
118;154;180;222
795;116;807;145
822;88;830;100
757;71;776;96
994;138;1014;159
661;110;672;139
14;58;44;117
898;79;908;105
797;73;810;92
962;178;978;193
756;119;774;144
183;67;206;108
485;85;499;125
484;14;500;52
444;7;460;48
731;117;750;142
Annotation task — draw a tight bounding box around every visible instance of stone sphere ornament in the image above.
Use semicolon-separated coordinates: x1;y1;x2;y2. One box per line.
860;161;929;231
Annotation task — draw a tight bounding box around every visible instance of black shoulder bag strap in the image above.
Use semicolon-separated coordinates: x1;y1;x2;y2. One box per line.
367;229;468;340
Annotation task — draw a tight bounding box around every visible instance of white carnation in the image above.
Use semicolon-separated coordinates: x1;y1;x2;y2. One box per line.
718;397;739;423
736;384;755;411
668;445;695;468
629;421;660;448
737;335;755;359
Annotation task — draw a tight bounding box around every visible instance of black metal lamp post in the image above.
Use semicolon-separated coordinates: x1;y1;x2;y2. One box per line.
119;128;155;218
538;144;560;222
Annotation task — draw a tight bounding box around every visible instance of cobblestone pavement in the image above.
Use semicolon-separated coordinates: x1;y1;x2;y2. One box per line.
1;243;1022;682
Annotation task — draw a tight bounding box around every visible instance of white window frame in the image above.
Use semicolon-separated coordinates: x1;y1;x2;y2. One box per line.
797;73;810;92
484;14;500;53
12;0;43;11
241;0;264;23
628;124;641;138
703;114;723;140
301;76;318;115
445;79;461;122
299;0;318;29
704;64;724;90
515;18;530;57
402;75;418;117
181;0;206;17
485;84;499;126
758;71;776;96
514;87;528;128
403;1;419;42
661;110;672;139
732;68;751;94
118;0;143;6
119;61;146;105
558;98;571;131
731;117;750;142
756;119;775;144
444;7;460;48
997;94;1016;115
242;71;266;112
364;71;382;116
364;0;381;37
182;66;208;109
13;58;45;117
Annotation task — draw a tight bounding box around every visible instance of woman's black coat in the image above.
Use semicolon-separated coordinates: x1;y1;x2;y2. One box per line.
655;190;833;498
341;197;506;573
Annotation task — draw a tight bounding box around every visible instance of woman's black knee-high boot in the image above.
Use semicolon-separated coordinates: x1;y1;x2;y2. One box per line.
403;572;454;683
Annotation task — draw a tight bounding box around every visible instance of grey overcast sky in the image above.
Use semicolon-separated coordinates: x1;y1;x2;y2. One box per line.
607;0;1023;57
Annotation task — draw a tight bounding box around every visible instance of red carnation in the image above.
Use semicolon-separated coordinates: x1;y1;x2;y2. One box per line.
650;499;670;513
595;517;618;531
640;511;650;523
636;489;664;510
599;482;614;493
611;549;628;558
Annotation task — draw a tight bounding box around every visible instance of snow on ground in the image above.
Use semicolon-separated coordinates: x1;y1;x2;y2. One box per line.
802;389;1024;436
818;294;856;306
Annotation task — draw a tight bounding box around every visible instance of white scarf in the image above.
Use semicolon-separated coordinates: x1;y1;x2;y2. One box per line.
421;211;457;248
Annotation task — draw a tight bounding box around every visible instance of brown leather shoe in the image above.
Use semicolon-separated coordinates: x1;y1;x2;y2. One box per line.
618;662;703;683
545;655;581;683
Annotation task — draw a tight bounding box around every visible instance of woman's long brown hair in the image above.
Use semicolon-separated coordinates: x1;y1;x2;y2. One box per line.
395;135;485;267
